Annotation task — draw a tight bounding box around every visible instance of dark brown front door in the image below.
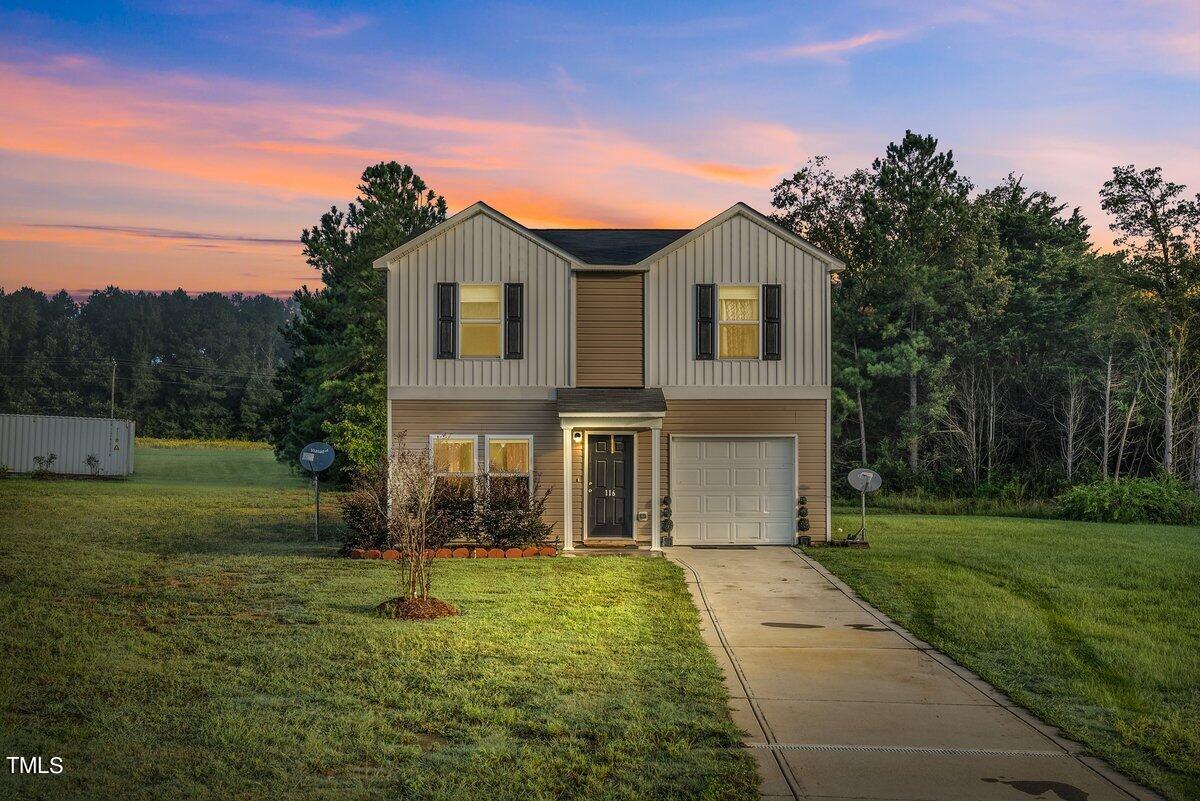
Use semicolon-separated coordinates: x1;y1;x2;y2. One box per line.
587;434;634;538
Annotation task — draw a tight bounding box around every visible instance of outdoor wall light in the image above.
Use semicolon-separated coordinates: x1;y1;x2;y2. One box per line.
572;431;583;443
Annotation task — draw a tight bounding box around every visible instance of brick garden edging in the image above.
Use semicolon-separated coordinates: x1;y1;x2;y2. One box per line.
349;546;557;560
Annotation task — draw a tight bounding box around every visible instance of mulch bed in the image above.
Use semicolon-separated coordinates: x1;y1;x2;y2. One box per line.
349;546;557;560
374;597;461;620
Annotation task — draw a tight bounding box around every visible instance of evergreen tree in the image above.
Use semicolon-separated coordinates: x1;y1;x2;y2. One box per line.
269;162;447;475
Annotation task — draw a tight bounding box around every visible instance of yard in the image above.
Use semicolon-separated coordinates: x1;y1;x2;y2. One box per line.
0;445;756;801
816;510;1200;801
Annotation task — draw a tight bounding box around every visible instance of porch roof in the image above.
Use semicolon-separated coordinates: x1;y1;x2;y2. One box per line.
556;387;667;415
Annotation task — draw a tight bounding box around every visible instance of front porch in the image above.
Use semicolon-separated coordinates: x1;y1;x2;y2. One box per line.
557;387;666;553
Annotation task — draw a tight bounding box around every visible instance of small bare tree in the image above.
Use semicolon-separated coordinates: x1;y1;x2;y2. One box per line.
1054;372;1088;482
387;444;440;602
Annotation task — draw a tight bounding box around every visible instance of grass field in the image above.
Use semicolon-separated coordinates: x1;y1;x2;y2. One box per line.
0;447;754;801
815;512;1200;801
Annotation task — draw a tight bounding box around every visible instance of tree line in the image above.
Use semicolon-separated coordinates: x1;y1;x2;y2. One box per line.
0;287;290;440
770;132;1200;496
272;147;1199;499
8;140;1194;499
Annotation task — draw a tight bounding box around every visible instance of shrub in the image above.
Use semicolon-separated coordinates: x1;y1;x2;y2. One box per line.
0;464;9;479
30;453;57;479
84;454;102;476
432;478;476;545
339;459;390;552
340;458;468;553
475;474;553;550
1056;476;1200;525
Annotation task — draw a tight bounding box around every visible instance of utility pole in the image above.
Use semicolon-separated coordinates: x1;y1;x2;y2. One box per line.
110;359;116;418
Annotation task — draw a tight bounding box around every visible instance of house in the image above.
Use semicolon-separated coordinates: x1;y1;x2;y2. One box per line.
374;201;842;551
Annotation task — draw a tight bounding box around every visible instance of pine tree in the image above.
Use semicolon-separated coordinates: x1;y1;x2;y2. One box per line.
269;163;447;475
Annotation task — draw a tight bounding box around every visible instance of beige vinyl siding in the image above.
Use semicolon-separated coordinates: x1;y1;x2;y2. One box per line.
644;212;831;391
390;212;573;390
391;400;571;541
390;400;656;545
658;399;828;538
575;272;644;387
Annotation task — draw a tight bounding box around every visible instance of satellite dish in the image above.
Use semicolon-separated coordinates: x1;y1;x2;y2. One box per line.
300;442;335;543
847;468;882;493
845;467;881;544
299;442;335;473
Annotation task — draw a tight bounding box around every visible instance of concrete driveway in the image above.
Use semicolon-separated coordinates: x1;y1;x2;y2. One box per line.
667;546;1160;801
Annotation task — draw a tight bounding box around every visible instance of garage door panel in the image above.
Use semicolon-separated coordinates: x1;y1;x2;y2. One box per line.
763;439;792;460
733;468;761;486
735;495;761;513
764;494;794;514
704;522;732;543
704;495;731;513
672;436;795;546
732;440;761;459
764;467;792;487
764;521;795;541
703;468;731;486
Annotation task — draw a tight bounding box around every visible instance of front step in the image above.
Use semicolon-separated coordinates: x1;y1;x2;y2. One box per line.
582;539;639;549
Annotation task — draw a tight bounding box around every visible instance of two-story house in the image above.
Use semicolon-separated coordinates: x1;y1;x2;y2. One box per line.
374;201;841;551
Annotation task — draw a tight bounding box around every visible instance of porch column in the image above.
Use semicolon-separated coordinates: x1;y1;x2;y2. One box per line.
562;426;574;551
651;426;662;551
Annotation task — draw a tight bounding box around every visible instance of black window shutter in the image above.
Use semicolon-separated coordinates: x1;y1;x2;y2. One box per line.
695;283;715;360
763;284;782;361
504;282;523;359
436;282;457;359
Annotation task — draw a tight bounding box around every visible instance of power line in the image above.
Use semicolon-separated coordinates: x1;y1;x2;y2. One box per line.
0;370;260;392
0;355;277;379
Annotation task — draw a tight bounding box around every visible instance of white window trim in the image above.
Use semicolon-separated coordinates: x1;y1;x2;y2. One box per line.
458;283;502;360
429;433;478;478
717;283;762;360
483;434;534;496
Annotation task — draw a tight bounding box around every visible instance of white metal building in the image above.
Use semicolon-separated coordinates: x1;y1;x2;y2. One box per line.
0;413;135;477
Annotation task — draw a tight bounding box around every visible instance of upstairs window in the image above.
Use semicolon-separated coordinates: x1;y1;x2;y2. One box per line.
459;284;502;358
718;285;760;359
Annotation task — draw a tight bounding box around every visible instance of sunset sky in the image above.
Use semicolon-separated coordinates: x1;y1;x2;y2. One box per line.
1;1;1197;298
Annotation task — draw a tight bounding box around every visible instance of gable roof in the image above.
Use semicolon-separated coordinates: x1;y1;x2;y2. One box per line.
634;202;845;271
373;199;844;272
371;201;582;269
531;229;689;265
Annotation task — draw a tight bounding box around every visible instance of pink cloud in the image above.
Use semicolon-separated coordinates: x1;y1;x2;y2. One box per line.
0;53;801;293
759;28;911;62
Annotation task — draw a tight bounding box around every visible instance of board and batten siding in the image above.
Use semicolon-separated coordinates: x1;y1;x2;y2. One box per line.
389;213;573;391
644;213;831;392
575;272;644;387
659;399;828;539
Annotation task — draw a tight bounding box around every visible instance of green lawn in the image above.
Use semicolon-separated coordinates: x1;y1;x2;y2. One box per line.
814;512;1200;801
0;447;755;801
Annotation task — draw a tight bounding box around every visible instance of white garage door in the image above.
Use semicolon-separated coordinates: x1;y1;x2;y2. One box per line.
671;436;795;545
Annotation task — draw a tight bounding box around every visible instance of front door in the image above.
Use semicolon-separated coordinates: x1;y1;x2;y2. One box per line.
587;434;634;538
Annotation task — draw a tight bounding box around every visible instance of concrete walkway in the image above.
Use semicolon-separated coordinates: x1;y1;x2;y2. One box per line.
668;547;1160;801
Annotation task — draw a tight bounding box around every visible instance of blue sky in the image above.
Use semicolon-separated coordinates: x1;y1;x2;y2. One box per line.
0;0;1196;295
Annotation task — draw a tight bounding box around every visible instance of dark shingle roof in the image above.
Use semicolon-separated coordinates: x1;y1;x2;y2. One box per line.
531;229;689;265
557;388;667;414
